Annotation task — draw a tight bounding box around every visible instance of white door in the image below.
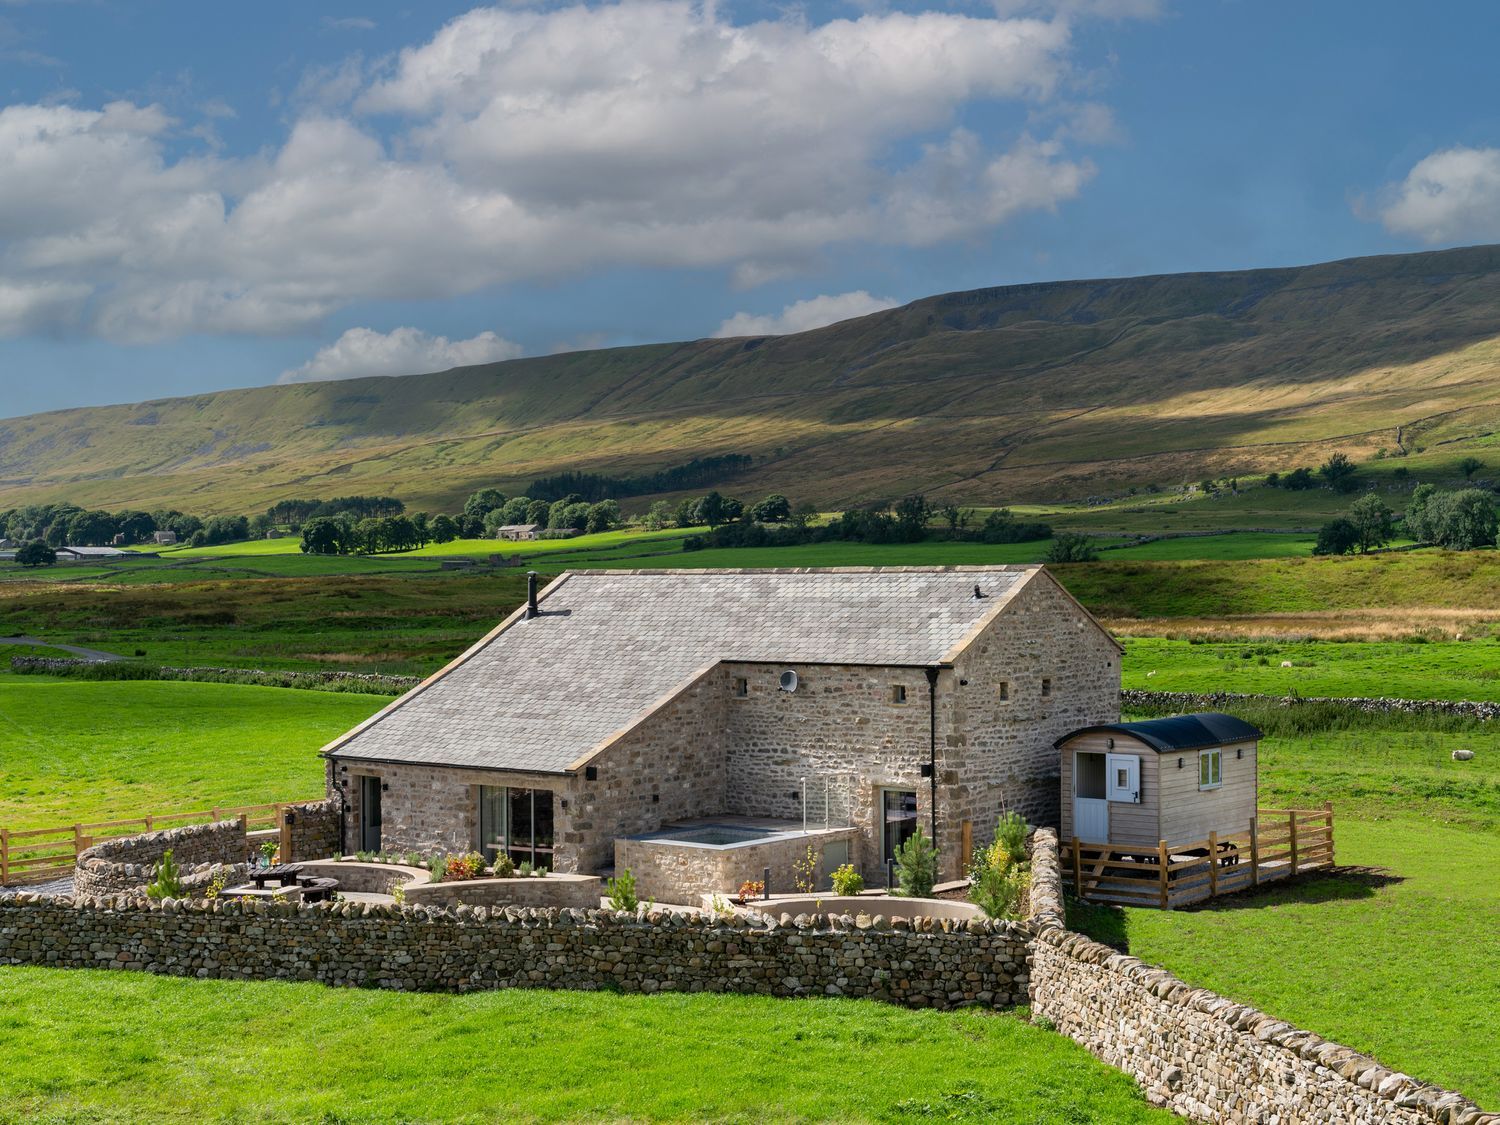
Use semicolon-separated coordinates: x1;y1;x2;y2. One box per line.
1074;797;1108;841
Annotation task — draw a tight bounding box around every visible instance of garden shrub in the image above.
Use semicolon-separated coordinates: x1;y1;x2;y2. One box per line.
607;868;639;912
490;853;515;878
444;852;485;881
830;863;864;896
145;849;185;901
894;829;938;897
969;813;1032;920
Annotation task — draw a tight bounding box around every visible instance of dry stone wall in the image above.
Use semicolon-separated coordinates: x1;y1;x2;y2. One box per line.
1025;830;1496;1125
1125;688;1500;723
0;893;1030;1010
281;797;340;862
74;820;250;897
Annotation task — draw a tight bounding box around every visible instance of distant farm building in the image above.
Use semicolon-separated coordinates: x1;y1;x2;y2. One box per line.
495;524;542;541
55;546;129;561
153;531;178;545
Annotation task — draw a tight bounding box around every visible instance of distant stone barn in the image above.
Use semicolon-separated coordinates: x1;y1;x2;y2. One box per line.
320;566;1122;883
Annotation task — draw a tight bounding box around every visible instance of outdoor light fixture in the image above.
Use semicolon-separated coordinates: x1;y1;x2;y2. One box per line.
1237;748;1244;759
1107;737;1115;749
381;782;389;792
1177;757;1184;769
919;763;934;778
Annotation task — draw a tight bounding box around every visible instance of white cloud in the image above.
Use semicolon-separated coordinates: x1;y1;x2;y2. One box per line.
323;16;376;31
714;290;901;337
1370;146;1500;244
279;326;523;383
0;1;1121;342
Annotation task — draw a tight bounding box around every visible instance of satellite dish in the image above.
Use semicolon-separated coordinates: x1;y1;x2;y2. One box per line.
779;670;799;693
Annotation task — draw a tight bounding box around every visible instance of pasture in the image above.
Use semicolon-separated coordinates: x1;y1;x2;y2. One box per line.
1074;704;1500;1109
0;680;386;830
0;972;1171;1125
1123;636;1500;701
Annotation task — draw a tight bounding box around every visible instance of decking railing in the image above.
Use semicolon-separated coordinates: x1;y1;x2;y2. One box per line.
1068;804;1335;909
0;803;288;886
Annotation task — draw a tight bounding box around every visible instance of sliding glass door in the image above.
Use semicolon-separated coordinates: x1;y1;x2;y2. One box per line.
478;786;554;869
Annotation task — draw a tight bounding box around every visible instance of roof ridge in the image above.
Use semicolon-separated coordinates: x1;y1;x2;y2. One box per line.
561;565;1041;576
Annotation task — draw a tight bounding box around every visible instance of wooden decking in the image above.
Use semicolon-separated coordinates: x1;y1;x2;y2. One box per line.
1068;804;1335;909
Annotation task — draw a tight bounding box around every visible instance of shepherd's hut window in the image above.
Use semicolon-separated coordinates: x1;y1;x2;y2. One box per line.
1199;749;1222;790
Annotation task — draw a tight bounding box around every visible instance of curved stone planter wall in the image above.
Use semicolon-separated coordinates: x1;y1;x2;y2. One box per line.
1025;829;1495;1125
405;873;600;910
74;820;250;897
294;861;431;894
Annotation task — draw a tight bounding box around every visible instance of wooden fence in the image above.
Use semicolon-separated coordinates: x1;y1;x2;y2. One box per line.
1068;804;1335;909
0;803;288;886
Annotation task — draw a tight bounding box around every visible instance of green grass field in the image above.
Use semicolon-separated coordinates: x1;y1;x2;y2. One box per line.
0;974;1171;1125
0;681;387;829
1072;707;1500;1109
1124;637;1500;701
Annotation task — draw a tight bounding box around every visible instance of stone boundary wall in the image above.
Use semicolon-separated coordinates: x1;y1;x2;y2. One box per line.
1125;687;1500;722
74;820;251;897
0;893;1030;1009
10;656;418;695
282;798;340;862
1025;830;1496;1125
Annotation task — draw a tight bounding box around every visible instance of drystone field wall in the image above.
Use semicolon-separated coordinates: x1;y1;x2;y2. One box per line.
281;798;340;863
1125;688;1500;722
9;656;419;695
74;820;250;897
0;894;1030;1009
1025;829;1496;1125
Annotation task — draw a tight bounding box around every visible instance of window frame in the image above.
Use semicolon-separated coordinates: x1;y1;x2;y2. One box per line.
997;680;1010;702
890;684;908;705
1198;749;1223;791
732;676;748;698
1040;676;1053;698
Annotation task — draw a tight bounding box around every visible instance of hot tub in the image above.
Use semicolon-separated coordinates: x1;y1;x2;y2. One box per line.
614;819;862;906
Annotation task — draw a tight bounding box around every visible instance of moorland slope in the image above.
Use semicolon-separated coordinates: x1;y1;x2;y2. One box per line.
7;244;1500;513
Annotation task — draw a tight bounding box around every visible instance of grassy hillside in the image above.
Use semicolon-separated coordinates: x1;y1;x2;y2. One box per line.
7;245;1500;514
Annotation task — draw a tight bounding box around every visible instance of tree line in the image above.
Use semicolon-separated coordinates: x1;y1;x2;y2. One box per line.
526;453;753;503
1314;484;1498;555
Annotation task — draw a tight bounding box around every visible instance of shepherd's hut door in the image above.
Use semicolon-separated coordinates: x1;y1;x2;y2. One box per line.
1074;752;1109;841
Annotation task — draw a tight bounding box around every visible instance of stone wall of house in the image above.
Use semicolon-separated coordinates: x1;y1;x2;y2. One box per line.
74;820;250;897
0;893;1030;1010
722;662;929;883
337;760;578;868
615;826;862;905
281;797;340;862
571;665;731;872
1024;830;1495;1125
939;573;1122;879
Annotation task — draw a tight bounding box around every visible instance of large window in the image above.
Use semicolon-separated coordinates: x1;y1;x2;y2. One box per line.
882;789;918;865
479;786;555;868
1199;749;1222;791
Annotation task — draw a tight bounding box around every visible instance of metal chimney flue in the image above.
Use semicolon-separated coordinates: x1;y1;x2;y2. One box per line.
526;571;539;619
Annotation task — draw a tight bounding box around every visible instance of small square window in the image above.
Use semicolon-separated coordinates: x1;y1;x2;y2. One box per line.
998;681;1010;701
1199;749;1222;790
891;684;907;704
1041;677;1052;698
733;677;748;697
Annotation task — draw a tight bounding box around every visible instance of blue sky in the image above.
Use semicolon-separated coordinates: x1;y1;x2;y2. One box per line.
2;0;1498;416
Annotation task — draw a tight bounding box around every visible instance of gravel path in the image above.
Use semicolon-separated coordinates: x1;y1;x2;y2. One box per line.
0;635;124;663
0;875;74;897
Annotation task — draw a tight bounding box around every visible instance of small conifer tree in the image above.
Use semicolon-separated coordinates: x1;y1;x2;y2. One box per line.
145;849;185;900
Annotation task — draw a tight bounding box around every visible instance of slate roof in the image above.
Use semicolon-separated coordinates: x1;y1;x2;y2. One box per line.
325;566;1056;775
1056;713;1263;753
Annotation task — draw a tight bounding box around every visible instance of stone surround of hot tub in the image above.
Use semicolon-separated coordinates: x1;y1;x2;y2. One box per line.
615;818;862;905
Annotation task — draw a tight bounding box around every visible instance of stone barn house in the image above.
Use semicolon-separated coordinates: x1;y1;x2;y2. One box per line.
320;566;1122;886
